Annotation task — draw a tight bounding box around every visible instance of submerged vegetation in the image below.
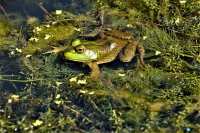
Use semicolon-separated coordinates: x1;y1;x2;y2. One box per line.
0;0;200;132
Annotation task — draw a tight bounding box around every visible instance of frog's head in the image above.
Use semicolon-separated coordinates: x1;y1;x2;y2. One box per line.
64;39;98;62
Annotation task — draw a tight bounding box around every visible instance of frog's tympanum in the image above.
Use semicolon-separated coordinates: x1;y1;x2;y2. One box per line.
64;29;145;80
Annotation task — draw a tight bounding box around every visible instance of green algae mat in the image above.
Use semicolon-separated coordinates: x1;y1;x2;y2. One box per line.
0;0;200;132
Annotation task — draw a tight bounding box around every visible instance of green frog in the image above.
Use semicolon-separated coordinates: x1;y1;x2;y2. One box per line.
64;28;145;80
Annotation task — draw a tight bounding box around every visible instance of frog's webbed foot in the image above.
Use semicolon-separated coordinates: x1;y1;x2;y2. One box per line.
86;62;100;81
137;45;145;68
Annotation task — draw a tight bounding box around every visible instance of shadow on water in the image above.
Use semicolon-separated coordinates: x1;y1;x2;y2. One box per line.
58;54;139;76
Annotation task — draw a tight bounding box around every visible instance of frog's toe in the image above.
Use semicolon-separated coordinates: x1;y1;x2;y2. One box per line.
140;62;146;68
137;62;146;70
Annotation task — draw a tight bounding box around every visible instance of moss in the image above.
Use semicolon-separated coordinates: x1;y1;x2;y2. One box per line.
1;0;200;132
0;19;19;51
22;23;77;55
0;20;11;37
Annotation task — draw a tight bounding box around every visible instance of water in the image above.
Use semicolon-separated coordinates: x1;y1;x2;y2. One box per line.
0;0;200;132
1;0;90;20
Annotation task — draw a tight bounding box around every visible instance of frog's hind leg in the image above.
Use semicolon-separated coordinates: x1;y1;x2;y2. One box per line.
119;41;137;62
119;41;145;67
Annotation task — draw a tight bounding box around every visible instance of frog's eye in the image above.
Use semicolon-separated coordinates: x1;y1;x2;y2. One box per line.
75;45;85;53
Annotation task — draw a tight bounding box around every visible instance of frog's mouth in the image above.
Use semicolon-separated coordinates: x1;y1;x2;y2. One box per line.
64;50;97;62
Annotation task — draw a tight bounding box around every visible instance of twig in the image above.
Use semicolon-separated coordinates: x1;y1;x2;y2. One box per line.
37;2;62;24
0;78;62;83
37;2;51;17
0;74;18;77
0;3;9;19
0;78;47;83
63;105;92;123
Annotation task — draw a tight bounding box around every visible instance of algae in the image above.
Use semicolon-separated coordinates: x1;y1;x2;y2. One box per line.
0;0;200;132
0;20;11;37
22;23;77;55
0;19;20;53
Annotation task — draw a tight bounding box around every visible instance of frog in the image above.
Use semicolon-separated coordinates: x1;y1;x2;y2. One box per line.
64;28;145;80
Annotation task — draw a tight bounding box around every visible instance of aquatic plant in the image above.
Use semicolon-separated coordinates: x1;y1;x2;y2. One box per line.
0;0;200;132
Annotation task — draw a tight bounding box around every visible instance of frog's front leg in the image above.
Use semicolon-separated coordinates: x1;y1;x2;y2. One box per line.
86;62;100;80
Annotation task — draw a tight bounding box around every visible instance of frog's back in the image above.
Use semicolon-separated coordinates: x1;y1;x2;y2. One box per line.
102;29;133;40
95;40;126;64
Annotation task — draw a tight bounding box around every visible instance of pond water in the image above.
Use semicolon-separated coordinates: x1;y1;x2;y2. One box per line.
1;0;90;20
0;0;200;132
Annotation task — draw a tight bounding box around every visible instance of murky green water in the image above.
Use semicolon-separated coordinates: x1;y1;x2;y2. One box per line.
0;0;200;132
